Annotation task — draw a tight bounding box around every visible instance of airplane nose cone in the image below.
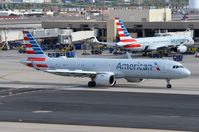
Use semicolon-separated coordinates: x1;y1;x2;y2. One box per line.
183;69;191;78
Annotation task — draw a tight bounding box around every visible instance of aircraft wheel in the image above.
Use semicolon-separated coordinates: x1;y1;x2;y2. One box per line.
166;79;172;89
88;81;96;87
167;84;172;89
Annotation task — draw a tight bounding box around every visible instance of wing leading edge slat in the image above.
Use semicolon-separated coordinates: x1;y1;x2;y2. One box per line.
46;69;97;77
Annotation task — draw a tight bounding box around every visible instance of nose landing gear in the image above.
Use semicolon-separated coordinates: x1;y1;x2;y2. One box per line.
166;79;172;88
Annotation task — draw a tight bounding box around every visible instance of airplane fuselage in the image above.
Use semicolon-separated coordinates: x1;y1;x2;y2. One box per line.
39;57;190;80
120;35;194;51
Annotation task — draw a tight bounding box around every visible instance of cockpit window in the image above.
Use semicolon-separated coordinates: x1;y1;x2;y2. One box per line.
173;65;184;69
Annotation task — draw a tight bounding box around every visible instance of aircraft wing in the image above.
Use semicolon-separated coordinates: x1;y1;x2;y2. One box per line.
96;41;117;46
46;69;97;77
92;37;117;47
147;43;169;51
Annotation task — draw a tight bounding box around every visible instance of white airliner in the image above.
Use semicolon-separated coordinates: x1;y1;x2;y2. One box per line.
95;17;194;53
21;31;191;88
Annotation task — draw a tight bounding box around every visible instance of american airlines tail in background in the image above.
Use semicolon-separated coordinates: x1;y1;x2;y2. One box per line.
21;31;191;88
94;17;194;53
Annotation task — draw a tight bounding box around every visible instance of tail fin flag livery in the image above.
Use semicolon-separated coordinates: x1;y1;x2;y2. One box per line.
21;31;48;70
114;17;141;48
115;17;136;43
23;31;46;58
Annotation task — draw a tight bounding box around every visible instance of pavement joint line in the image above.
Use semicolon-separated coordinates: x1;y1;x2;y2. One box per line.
0;88;46;98
53;88;199;95
32;110;52;113
1;86;199;96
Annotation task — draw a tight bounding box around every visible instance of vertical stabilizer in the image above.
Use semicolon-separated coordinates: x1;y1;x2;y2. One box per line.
115;17;136;43
22;31;48;69
23;30;47;58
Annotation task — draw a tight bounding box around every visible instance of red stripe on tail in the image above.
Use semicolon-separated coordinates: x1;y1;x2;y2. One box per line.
117;28;123;31
119;34;125;37
27;57;46;61
123;44;141;49
24;37;29;40
22;31;27;34
26;50;35;54
36;64;48;68
26;63;33;67
116;22;120;26
120;39;136;43
25;44;32;48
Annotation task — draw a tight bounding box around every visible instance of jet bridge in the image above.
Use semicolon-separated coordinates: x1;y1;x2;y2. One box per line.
0;29;95;50
0;29;73;43
0;29;94;43
71;31;95;42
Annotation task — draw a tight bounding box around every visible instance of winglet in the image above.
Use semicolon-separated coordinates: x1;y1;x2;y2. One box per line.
126;52;132;59
30;60;40;70
92;36;99;43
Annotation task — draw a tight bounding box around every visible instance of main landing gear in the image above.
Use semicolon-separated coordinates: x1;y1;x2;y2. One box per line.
166;79;172;88
88;81;96;87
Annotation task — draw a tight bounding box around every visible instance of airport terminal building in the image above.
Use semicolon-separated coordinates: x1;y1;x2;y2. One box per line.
42;20;199;42
42;8;199;43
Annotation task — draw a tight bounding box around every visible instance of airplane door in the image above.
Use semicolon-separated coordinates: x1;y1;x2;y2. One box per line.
77;63;84;70
161;62;167;73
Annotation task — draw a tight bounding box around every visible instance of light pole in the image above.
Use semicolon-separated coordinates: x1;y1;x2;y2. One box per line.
102;0;105;21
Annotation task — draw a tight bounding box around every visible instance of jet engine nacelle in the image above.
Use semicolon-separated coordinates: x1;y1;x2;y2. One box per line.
126;78;144;83
95;73;116;86
175;45;187;53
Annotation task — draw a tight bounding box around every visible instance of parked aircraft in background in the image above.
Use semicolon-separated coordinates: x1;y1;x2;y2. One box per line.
0;10;44;17
94;17;194;53
23;10;44;17
21;31;191;88
0;10;22;16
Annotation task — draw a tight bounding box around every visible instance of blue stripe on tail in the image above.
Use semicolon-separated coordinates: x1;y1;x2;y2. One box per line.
23;30;46;56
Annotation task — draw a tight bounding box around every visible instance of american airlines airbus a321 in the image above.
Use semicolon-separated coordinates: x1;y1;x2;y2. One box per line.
21;31;191;88
95;17;194;53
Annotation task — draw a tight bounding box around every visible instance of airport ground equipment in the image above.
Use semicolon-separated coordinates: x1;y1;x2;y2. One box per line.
21;31;191;89
186;47;198;54
173;54;183;61
91;49;102;54
195;52;199;58
91;45;104;54
48;51;75;58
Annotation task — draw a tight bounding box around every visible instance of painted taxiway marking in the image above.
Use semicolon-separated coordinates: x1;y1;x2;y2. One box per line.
0;122;186;132
32;110;52;113
57;87;199;95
